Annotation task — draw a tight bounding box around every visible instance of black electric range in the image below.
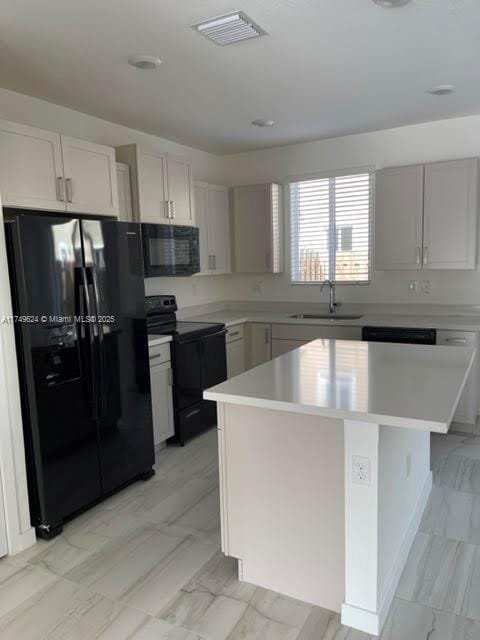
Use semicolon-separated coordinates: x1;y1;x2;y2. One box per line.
146;295;227;445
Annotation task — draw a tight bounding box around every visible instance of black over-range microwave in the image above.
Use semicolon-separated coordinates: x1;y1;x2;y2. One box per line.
141;223;200;277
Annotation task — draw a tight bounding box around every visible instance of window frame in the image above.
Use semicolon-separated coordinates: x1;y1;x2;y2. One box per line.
287;166;375;286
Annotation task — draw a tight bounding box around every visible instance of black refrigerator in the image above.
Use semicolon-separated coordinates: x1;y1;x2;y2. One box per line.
5;211;155;539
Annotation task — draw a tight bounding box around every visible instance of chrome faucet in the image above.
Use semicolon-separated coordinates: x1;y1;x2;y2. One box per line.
321;279;337;315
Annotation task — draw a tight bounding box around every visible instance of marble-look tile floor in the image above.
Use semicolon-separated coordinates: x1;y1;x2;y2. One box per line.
2;429;480;639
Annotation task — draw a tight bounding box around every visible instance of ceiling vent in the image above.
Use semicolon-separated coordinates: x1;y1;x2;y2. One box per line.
192;11;267;46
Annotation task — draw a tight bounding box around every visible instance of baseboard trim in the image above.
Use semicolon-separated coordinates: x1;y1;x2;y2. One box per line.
341;471;432;636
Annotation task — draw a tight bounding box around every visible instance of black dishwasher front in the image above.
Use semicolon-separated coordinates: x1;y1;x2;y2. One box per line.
362;326;436;345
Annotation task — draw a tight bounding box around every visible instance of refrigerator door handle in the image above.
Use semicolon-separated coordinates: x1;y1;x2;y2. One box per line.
77;267;98;420
88;266;106;419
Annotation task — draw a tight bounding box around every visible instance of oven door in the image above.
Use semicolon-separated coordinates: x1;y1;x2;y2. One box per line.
141;223;200;277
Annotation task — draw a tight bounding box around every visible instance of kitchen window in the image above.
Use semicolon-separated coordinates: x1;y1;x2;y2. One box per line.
290;170;373;284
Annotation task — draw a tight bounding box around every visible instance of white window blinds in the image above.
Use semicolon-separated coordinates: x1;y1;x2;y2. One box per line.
290;171;372;283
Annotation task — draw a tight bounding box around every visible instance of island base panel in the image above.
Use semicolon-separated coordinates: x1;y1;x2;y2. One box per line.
342;420;431;636
217;403;345;613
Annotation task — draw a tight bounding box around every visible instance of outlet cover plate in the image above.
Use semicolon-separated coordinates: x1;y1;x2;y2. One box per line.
352;455;371;486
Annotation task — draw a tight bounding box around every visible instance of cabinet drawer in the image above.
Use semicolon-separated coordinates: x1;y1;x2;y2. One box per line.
272;323;362;341
149;342;171;365
226;324;245;344
436;331;478;348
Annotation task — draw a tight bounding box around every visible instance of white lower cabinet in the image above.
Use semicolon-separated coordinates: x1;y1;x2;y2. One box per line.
272;338;308;358
437;330;479;428
149;343;174;445
226;324;246;378
272;324;363;342
271;325;362;358
247;323;272;369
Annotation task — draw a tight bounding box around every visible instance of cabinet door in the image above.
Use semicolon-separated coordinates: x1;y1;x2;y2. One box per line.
247;323;272;369
166;155;195;225
375;165;424;270
423;159;478;269
437;331;478;426
194;182;211;274
0;119;65;211
272;339;308;358
150;361;174;445
116;162;133;222
234;185;271;272
227;339;246;378
208;184;231;274
61;136;119;216
137;151;169;223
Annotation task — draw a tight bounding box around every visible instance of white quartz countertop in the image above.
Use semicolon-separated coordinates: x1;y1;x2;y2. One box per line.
204;339;476;433
147;334;172;347
186;309;480;332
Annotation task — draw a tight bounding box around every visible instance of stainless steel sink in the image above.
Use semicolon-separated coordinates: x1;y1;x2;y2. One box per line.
289;313;363;321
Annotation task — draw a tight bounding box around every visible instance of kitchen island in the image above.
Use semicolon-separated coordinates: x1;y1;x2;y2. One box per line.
204;338;475;636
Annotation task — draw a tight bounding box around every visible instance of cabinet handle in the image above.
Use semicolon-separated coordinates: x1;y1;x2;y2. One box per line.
445;338;467;345
229;330;240;338
415;247;421;266
167;367;173;386
149;353;164;361
264;327;270;344
56;177;65;202
423;246;428;266
65;178;73;203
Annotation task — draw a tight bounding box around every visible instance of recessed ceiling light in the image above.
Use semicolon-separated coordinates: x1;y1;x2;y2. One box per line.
251;119;275;127
372;0;411;6
427;84;455;96
128;55;162;70
193;11;267;46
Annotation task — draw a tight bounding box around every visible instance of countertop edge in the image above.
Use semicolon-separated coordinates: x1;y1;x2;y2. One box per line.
204;390;448;434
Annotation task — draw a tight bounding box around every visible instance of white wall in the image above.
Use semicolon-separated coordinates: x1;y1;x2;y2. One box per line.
0;88;227;308
219;114;480;306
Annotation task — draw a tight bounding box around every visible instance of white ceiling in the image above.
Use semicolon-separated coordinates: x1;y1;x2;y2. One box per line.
0;0;479;154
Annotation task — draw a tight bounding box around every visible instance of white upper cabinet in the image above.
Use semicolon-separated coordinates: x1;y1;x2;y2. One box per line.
116;162;133;222
233;183;283;273
423;159;478;269
375;158;479;271
0;119;65;211
194;182;210;274
116;144;195;225
166;155;195;225
207;184;231;274
195;182;231;275
138;150;169;223
61;136;119;216
375;165;424;271
0;119;119;216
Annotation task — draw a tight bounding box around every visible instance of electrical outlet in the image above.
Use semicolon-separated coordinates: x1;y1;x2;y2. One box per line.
406;453;411;478
352;455;371;486
408;280;418;293
421;280;432;294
